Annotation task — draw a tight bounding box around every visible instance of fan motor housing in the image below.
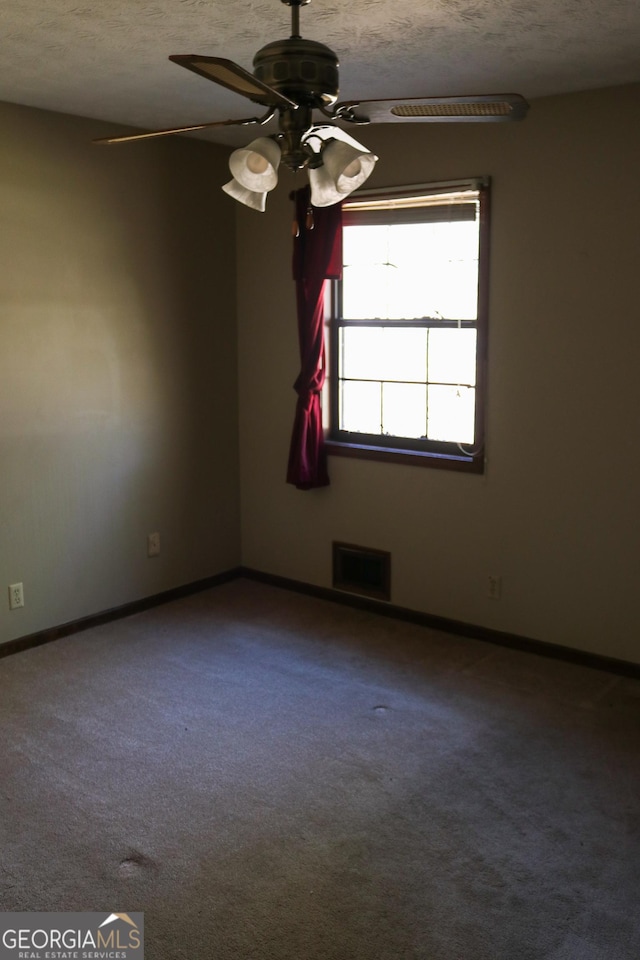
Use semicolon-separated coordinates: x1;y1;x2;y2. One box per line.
253;38;339;107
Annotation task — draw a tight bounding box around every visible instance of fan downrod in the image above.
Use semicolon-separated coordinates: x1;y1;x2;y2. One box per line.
281;0;311;40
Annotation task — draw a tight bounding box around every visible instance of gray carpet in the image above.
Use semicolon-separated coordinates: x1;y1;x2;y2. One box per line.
1;578;639;959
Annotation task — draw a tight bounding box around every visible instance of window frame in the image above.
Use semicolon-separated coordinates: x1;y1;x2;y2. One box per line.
325;178;490;473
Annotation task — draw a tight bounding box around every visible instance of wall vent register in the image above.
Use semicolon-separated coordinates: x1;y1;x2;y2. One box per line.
332;542;391;601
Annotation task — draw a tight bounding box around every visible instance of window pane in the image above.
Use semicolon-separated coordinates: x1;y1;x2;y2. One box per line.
340;380;381;434
342;225;396;320
428;329;477;386
341;327;384;380
342;261;400;321
343;220;479;320
427;385;476;443
424;223;479;320
379;328;427;382
382;383;427;439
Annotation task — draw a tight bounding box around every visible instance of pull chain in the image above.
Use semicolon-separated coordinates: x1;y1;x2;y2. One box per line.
291;171;303;237
291;179;314;237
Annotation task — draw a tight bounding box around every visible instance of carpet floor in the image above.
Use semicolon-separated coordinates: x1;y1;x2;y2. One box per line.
1;578;639;959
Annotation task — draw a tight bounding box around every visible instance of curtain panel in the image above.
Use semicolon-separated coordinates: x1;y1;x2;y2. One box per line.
286;186;342;490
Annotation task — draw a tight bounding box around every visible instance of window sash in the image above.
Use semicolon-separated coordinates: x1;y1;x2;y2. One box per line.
343;203;478;226
327;179;489;471
336;319;478;328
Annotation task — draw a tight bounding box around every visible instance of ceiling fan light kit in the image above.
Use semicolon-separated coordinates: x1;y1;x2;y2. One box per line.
228;137;281;191
221;177;268;212
308;139;378;207
95;0;529;213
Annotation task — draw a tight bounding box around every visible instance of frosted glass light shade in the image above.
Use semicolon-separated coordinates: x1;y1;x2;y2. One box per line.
222;178;267;212
228;137;281;191
309;141;378;207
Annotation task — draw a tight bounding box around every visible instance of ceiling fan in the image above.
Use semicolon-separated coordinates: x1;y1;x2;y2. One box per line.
95;0;529;211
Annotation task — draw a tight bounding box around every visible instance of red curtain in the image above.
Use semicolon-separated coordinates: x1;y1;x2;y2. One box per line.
286;186;343;490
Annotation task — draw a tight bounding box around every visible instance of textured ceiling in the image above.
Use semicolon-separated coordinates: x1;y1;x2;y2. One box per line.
1;0;640;146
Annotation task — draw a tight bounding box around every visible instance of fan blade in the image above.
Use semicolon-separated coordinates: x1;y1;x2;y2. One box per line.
93;115;269;145
169;55;298;109
335;94;529;123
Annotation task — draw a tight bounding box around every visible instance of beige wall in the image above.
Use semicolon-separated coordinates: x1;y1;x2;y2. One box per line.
3;85;639;663
0;101;240;643
237;83;640;663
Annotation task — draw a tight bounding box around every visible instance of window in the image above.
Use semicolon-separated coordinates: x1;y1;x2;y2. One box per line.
327;179;489;472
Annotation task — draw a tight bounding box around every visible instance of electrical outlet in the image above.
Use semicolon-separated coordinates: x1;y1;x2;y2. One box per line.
147;532;160;558
8;582;24;610
487;574;502;600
